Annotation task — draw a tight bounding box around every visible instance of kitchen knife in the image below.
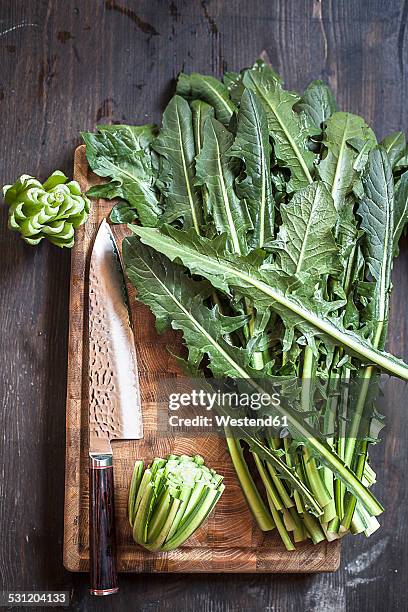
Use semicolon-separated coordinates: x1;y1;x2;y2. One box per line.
88;219;143;596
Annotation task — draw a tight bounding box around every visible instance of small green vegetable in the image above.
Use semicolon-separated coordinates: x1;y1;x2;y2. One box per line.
3;171;90;248
128;454;224;551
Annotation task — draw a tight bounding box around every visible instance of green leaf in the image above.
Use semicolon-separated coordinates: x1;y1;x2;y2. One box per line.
153;96;202;232
190;100;214;225
195;117;252;254
296;80;338;128
86;182;123;201
342;149;395;523
228;89;274;248
393;171;408;255
242;69;316;191
123;238;250;375
380;132;406;168
246;58;283;84
128;225;408;380
334;200;362;297
358;148;394;347
82;124;161;227
269;182;339;278
318;112;376;210
191;100;214;154
109;200;138;224
394;148;408;172
223;71;245;104
177;73;237;126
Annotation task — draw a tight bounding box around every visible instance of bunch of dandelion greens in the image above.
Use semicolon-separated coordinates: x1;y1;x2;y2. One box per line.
83;60;408;549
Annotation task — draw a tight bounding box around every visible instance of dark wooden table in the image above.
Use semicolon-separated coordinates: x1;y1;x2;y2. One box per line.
0;1;407;610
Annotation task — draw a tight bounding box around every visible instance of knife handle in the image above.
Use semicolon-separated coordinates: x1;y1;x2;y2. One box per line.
89;455;118;596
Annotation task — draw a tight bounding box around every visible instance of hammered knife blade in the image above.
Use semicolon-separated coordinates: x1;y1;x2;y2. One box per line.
88;219;143;596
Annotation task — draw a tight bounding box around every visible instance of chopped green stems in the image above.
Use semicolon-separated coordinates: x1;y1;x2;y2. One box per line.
322;523;343;541
341;320;385;528
342;441;373;530
301;348;333;509
334;367;350;522
253;453;284;511
267;494;295;551
162;487;223;551
301;448;332;509
328;517;340;534
147;489;172;541
322;376;338;523
128;460;144;526
352;503;380;537
238;374;382;515
300;347;315;421
133;482;154;544
290;508;307;542
282;509;296;532
132;469;153;525
343;368;373;468
334;480;344;524
363;462;377;487
225;434;274;531
302;512;326;545
280;436;302;513
239;430;323;515
166;492;192;541
350;508;366;535
148;499;181;550
265;461;294;509
129;455;224;552
183;481;206;519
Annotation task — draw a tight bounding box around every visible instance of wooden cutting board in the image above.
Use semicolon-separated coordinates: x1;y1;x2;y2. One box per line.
63;145;341;573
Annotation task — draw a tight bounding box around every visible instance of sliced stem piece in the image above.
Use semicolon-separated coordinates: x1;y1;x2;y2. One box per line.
225;434;274;531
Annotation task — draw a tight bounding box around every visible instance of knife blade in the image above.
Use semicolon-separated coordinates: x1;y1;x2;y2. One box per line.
88;219;143;596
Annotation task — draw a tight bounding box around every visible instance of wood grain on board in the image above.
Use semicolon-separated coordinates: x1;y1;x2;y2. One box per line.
63;145;341;573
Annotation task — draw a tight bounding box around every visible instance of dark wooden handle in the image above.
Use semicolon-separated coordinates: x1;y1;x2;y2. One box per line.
89;456;118;596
